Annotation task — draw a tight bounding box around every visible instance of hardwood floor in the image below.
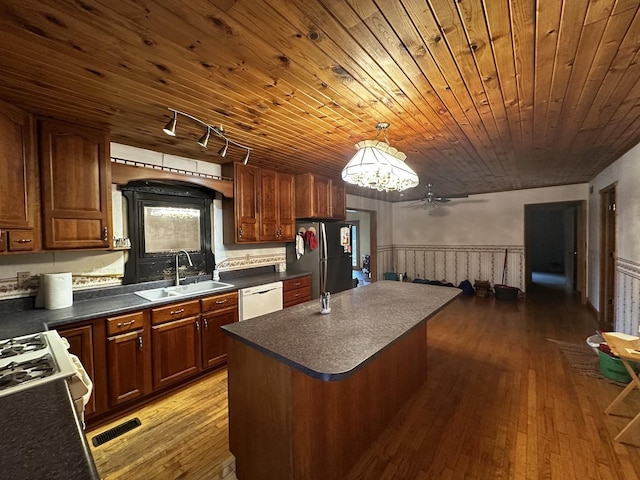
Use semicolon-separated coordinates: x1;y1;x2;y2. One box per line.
87;284;640;479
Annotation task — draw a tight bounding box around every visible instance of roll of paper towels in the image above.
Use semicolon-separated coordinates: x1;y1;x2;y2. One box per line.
43;273;73;310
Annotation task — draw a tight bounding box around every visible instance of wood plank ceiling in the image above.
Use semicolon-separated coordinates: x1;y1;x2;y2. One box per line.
1;0;639;202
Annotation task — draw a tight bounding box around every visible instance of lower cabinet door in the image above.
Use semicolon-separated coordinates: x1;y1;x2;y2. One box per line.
58;324;96;417
152;316;201;389
201;309;238;370
107;329;151;406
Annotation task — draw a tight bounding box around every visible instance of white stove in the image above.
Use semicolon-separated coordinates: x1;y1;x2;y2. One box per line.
0;330;92;425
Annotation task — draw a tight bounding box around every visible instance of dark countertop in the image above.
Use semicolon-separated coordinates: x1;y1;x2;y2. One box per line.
222;281;461;381
2;381;99;480
0;269;310;480
0;270;310;338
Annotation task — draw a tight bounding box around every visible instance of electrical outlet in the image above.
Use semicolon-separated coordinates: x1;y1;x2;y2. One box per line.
17;271;30;288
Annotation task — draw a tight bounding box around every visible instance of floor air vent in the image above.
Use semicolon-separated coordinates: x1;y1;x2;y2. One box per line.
91;417;141;447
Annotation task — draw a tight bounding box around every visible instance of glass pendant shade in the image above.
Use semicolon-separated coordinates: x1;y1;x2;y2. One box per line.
342;139;419;192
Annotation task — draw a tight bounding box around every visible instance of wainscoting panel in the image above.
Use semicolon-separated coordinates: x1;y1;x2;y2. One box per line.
390;245;525;290
616;258;640;335
377;246;394;280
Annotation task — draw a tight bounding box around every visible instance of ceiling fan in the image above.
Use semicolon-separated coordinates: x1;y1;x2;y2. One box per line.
409;184;469;213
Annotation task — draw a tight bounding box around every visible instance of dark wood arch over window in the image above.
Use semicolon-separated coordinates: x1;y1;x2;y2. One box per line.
121;181;215;284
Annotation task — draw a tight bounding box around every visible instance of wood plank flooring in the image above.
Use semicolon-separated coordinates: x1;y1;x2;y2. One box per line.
87;283;640;479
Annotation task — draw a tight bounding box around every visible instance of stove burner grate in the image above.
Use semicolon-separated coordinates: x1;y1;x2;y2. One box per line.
0;333;47;359
0;354;57;390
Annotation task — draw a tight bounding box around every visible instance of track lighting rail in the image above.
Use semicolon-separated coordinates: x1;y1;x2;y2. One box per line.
163;108;252;164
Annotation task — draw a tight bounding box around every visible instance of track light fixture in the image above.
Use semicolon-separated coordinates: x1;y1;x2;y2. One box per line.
162;108;252;163
197;127;211;148
162;111;177;136
218;139;228;158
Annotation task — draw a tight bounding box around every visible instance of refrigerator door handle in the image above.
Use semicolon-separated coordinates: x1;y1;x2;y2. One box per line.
321;222;328;293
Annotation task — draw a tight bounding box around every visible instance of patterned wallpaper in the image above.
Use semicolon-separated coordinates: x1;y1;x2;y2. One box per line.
378;244;525;290
616;257;640;335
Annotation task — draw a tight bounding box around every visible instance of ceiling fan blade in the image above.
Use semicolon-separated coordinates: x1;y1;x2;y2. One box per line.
442;193;469;199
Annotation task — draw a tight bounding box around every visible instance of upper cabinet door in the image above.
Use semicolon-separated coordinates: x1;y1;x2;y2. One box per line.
39;119;112;249
234;162;259;243
330;180;346;220
277;173;295;241
259;169;278;242
0;100;38;234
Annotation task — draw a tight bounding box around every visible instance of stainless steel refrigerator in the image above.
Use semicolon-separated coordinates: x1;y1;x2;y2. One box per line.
286;222;353;299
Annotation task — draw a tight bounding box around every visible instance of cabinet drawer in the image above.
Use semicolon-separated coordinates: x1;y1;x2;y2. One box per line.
107;311;145;335
152;300;200;325
284;276;311;292
8;230;35;251
284;286;311;307
201;291;238;312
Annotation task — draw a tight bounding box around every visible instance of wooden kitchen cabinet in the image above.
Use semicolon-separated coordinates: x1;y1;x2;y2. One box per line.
105;311;152;407
330;180;346;220
0;99;40;253
39;118;112;250
232;162;259;243
283;275;312;308
57;324;96;417
201;291;238;369
151;300;202;389
260;170;295;242
295;173;345;220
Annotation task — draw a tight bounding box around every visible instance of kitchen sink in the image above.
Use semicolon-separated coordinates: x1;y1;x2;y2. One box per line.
134;280;234;301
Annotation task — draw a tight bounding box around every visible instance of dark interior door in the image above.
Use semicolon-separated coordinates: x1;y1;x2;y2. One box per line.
600;186;616;331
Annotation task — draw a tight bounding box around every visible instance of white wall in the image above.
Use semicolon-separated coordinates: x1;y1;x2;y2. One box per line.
347;184;589;287
392;184;588;245
589;142;640;335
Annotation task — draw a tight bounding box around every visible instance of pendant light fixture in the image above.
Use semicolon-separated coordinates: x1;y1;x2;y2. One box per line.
161;108;252;163
341;122;419;192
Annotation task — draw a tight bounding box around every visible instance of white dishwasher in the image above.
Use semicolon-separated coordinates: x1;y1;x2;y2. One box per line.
239;281;283;321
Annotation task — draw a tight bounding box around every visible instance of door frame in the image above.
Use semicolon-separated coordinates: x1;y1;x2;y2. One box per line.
599;184;617;330
524;200;587;303
346;209;377;282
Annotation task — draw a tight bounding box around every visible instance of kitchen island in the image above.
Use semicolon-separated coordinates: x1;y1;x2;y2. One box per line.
222;281;460;480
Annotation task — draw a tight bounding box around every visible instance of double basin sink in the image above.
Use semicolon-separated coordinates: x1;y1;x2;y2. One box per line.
134;280;234;302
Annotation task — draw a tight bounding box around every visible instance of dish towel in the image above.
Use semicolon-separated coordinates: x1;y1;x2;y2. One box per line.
296;234;305;259
304;230;317;250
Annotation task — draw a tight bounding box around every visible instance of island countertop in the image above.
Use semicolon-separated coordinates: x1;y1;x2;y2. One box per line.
222;281;460;381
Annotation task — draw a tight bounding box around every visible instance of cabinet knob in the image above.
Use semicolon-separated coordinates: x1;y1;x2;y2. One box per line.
238;228;243;238
195;320;200;332
170;308;185;315
138;335;143;350
16;238;32;243
116;320;136;328
203;318;208;329
215;299;227;304
103;227;108;242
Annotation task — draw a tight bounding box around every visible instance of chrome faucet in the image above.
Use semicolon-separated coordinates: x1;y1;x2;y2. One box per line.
175;249;193;286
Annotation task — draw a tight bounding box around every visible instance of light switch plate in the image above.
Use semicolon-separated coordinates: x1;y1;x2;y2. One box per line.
17;271;30;288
